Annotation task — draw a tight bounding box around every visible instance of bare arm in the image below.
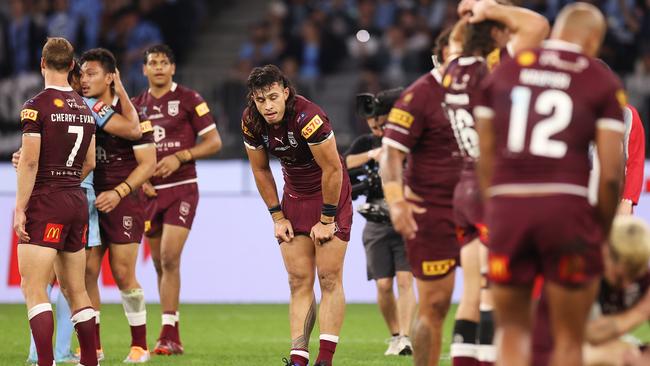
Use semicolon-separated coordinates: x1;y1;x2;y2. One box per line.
154;128;222;179
14;135;41;241
102;70;141;141
470;0;550;55
188;128;222;159
596;128;625;235
345;147;381;169
81;135;96;180
246;147;280;208
310;136;342;208
476;116;495;198
586;290;650;345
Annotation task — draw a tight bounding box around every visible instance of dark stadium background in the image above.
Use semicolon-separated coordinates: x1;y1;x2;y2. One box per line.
0;0;649;160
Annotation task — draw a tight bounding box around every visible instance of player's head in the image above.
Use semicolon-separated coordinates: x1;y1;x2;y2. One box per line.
41;37;75;75
604;216;650;288
68;58;82;94
432;26;452;68
356;88;403;137
79;48;117;98
246;64;296;126
463;20;508;58
143;44;176;88
551;2;607;57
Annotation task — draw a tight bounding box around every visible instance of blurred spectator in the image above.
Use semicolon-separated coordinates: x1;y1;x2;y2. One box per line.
47;0;80;44
219;60;253;134
69;0;102;50
281;56;312;99
6;0;46;75
239;21;280;66
626;45;650;132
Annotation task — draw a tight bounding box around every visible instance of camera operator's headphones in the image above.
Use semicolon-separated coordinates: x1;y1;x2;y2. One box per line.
355;87;404;119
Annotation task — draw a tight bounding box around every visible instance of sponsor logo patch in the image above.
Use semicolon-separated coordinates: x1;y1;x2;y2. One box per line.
20;109;38;122
301;114;324;139
140;120;153;133
43;223;63;243
487;48;501;71
442;75;452;88
517;51;537;67
422;259;456;276
195;102;210;117
403;92;414;104
82;225;88;244
241;120;255;139
558;254;587;283
488;254;511;281
387;108;414;128
92;100;105;112
53;98;65;108
168;100;180;116
123;216;133;230
616;89;628;108
144;220;151;233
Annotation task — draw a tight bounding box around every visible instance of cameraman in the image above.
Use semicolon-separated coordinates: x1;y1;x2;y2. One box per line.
345;88;416;356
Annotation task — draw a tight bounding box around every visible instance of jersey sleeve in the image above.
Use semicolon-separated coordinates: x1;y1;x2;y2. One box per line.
382;89;426;153
187;90;217;136
241;108;264;150
595;72;626;133
623;105;645;204
297;104;334;145
83;97;115;128
133;120;155;149
20;100;42;136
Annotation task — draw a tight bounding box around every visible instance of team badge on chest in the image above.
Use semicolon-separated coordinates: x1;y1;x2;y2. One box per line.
287;132;298;147
168;100;180;116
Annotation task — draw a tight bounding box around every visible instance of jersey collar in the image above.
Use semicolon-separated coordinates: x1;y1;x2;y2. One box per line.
147;82;177;96
45;85;73;92
430;68;443;84
542;39;583;53
458;56;485;66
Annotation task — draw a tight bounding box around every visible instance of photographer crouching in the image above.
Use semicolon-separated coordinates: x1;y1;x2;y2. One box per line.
345;88;416;356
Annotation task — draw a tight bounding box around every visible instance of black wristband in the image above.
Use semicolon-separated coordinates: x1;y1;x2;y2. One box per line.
321;203;337;217
320;220;335;225
268;205;282;214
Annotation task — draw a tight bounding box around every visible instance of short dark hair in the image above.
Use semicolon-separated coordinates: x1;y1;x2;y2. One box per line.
143;44;176;64
80;48;117;74
42;37;74;72
68;57;81;85
463;20;506;58
244;64;297;134
433;27;452;65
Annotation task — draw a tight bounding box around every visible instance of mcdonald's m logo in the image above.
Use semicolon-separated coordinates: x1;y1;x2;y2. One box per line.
43;223;63;243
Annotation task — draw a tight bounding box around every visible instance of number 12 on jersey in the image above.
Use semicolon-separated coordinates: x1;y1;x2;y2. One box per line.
507;86;573;159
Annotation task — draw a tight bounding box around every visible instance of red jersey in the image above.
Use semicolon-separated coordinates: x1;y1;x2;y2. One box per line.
132;82;217;188
94;96;155;191
475;40;626;198
442;56;490;164
20;86;96;195
242;95;342;197
382;70;462;205
623;105;645;205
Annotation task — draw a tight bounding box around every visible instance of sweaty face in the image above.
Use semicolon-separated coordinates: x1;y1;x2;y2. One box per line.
143;53;175;88
366;115;387;137
252;82;289;124
80;61;111;98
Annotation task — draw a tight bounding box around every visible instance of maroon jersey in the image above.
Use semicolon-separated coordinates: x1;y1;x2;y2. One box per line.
382;70;462;205
442;56;490;164
94;96;155;191
21;86;96;194
132;82;216;188
242;95;342;197
475;40;626;198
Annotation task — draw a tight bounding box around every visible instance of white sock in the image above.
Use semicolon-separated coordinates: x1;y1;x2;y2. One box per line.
320;334;339;343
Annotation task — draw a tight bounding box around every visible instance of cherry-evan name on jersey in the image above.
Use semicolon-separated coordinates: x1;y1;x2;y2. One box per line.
50;114;95;124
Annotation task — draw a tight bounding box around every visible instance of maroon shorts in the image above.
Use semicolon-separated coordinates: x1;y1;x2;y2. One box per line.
405;200;459;280
486;195;604;287
145;183;199;236
24;189;88;252
98;190;145;244
281;179;353;242
453;169;487;246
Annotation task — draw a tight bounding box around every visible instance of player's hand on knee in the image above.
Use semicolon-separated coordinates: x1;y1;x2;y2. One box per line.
274;218;294;243
310;221;336;246
389;201;425;240
154;155;181;179
13;208;29;242
96;190;121;213
11;148;21;170
142;181;157;197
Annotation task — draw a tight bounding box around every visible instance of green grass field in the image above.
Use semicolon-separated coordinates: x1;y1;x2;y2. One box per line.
0;303;648;366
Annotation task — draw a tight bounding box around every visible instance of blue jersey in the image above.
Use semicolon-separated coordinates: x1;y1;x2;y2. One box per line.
83;96;115;128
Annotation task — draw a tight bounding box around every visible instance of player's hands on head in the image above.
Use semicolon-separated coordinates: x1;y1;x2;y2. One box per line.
388;201;426;240
274;218;294;243
11;148;21;170
112;68;125;92
468;0;496;23
154;155;182;179
310;221;337;246
13;208;29;243
142;181;157;197
458;0;477;17
96;190;121;213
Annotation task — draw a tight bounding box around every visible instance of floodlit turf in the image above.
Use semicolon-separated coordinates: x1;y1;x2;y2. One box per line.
0;303;648;366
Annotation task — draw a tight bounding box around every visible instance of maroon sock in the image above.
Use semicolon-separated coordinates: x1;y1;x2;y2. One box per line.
316;336;338;364
28;304;54;366
290;349;309;366
131;324;147;349
160;325;175;341
72;307;97;366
